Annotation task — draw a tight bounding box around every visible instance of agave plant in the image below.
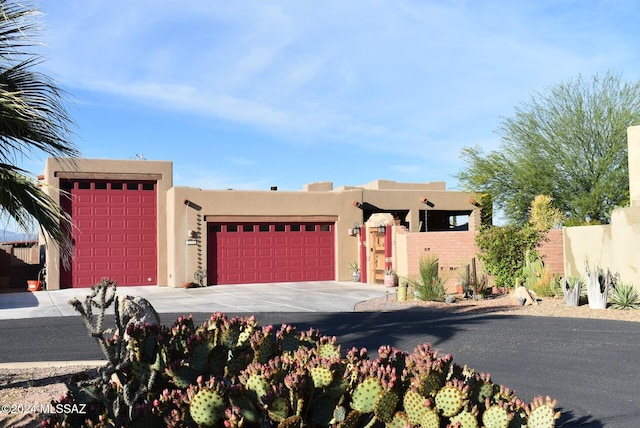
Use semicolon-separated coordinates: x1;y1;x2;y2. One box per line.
610;283;640;310
409;254;446;302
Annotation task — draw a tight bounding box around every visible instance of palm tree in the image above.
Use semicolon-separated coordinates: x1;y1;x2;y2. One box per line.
0;1;80;258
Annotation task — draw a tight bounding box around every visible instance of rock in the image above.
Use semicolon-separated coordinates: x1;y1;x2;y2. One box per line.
513;286;536;306
445;295;456;304
118;295;161;338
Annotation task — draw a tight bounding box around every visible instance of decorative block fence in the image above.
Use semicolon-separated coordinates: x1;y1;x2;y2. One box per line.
395;228;564;292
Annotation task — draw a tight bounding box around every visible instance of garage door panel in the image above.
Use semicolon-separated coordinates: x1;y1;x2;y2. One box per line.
209;222;334;285
61;179;157;288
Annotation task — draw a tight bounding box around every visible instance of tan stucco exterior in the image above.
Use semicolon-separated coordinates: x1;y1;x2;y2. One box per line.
41;158;173;290
41;157;481;289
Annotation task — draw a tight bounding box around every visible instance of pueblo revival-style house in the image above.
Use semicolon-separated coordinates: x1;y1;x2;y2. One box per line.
39;157;485;290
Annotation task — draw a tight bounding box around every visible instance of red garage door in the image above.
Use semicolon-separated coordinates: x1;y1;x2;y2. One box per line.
208;222;335;284
60;179;157;288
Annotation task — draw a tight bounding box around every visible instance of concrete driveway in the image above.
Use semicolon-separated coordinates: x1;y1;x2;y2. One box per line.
0;281;392;320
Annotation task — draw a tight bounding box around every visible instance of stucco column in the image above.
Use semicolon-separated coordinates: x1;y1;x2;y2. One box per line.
629;126;640;207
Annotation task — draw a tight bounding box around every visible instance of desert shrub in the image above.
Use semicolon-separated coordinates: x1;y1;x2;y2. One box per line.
610;283;640;310
409;254;446;302
475;224;542;289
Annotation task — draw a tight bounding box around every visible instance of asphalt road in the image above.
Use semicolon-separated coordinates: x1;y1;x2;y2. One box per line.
1;309;639;427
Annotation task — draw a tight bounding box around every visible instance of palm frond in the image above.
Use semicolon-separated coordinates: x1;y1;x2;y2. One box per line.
0;164;72;261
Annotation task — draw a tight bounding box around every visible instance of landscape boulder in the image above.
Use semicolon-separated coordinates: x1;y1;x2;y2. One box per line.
513;286;536;306
118;295;161;339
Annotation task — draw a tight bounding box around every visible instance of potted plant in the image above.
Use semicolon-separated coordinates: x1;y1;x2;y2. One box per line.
384;268;397;287
562;274;583;307
397;279;408;301
348;261;361;282
585;262;611;309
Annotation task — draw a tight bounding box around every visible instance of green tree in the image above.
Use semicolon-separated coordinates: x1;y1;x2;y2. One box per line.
0;1;80;257
458;71;640;225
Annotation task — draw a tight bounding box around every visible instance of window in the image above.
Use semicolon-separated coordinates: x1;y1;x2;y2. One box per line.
94;182;107;190
111;182;123;190
227;225;238;232
290;224;301;232
78;182;90;190
142;183;155;191
243;224;254;232
127;182;139;190
259;224;270;232
319;224;331;232
275;224;286;232
305;224;315;232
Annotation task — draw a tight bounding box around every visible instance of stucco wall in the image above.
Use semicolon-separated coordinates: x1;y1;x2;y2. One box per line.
42;158;173;290
563;225;612;279
167;186;364;287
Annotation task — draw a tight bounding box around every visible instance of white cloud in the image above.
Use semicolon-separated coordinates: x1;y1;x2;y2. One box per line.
39;0;640;165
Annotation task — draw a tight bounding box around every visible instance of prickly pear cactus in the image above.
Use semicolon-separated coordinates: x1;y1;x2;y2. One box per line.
419;407;440;428
373;389;398;423
189;388;226;426
402;389;428;426
50;295;563;428
449;407;479;427
435;382;468;417
527;396;560;428
351;377;383;413
311;366;334;388
385;411;410;428
482;403;511;428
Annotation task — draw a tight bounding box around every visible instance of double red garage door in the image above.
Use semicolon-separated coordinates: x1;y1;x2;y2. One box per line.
60;179;157;288
208;222;335;284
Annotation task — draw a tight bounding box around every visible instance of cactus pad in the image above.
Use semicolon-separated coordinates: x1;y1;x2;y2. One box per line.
351;377;383;413
267;397;290;423
419;408;440;428
482;404;511;428
385;411;410;428
189;389;225;426
449;408;479;427
311;366;334;388
527;396;560;428
435;384;465;417
403;389;427;426
374;389;398;422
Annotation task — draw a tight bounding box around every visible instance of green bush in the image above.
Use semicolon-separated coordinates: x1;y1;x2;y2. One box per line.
409;254;446;302
45;281;561;427
475;224;542;289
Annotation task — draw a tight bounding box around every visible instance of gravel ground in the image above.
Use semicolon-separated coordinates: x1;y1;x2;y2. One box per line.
1;293;638;427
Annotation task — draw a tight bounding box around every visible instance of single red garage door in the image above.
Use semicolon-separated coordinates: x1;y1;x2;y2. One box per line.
208;222;335;284
60;179;157;288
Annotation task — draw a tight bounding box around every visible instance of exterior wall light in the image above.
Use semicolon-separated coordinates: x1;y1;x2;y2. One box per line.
378;221;386;235
353;223;361;235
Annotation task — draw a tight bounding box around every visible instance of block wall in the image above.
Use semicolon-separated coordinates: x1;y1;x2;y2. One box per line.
398;228;565;292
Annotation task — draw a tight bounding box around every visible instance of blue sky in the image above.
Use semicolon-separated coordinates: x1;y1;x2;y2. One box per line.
21;1;640;192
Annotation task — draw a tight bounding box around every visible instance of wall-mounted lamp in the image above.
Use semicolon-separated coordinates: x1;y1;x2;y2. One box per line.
469;197;480;207
352;223;361;236
377;221;386;235
352;200;363;208
420;196;435;208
